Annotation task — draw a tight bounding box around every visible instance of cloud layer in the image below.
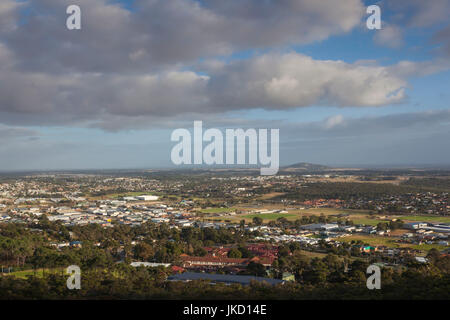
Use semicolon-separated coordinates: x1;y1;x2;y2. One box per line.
3;0;364;73
0;47;416;129
1;0;449;132
2;110;449;170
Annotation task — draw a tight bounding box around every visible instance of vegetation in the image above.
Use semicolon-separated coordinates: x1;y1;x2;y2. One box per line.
274;182;427;201
0;220;448;299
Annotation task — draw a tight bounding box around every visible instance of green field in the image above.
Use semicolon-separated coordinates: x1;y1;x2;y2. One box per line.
241;213;298;221
409;243;448;251
350;217;390;226
296;250;329;259
348;214;450;226
400;215;450;224
236;207;372;216
338;235;396;247
2;268;64;279
207;207;450;227
291;208;372;216
209;208;376;223
337;235;448;252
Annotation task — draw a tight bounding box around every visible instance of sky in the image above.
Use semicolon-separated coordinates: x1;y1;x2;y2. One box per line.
0;0;449;171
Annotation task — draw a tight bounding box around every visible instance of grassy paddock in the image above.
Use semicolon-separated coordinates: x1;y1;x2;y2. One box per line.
210;208;375;223
336;235;448;252
241;213;298;221
2;268;65;279
399;215;450;224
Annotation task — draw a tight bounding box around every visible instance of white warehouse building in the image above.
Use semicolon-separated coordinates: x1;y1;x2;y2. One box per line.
136;195;159;201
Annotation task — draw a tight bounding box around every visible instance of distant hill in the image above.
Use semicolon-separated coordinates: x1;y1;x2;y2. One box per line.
282;162;331;171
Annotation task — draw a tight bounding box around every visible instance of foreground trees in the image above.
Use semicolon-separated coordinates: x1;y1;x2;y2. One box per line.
0;221;449;299
0;266;449;300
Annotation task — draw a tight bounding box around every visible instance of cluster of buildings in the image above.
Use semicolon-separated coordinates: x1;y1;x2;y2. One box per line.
179;244;278;273
2;198;174;227
347;192;449;216
1;174;449;269
400;222;450;246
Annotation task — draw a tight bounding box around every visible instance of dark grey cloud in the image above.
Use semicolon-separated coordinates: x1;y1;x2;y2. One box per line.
433;26;450;57
373;0;450;50
0;0;22;32
3;0;365;74
0;49;422;130
383;0;450;28
0;0;448;134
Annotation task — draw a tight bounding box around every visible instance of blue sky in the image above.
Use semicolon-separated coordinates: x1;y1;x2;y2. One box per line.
0;0;449;170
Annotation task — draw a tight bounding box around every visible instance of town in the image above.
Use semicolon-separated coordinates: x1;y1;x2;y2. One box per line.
0;165;448;298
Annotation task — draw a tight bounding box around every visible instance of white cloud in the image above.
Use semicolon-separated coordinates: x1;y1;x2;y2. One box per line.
373;24;404;48
0;51;417;130
208;53;407;109
324;115;345;129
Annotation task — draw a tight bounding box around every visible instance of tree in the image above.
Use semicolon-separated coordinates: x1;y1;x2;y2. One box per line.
276;217;288;226
252;217;263;226
228;248;242;259
134;243;154;261
289;242;301;252
426;248;440;262
246;261;266;277
278;246;290;258
238;246;253;258
193;247;207;257
377;222;388;231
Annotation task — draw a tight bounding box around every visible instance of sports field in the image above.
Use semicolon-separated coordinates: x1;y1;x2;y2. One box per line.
2;268;64;279
400;215;450;224
206;206;450;227
337;235;448;252
241;213;298;221
209;207;375;222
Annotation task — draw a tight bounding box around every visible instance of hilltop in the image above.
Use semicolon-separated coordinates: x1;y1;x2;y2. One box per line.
282;162;331;171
